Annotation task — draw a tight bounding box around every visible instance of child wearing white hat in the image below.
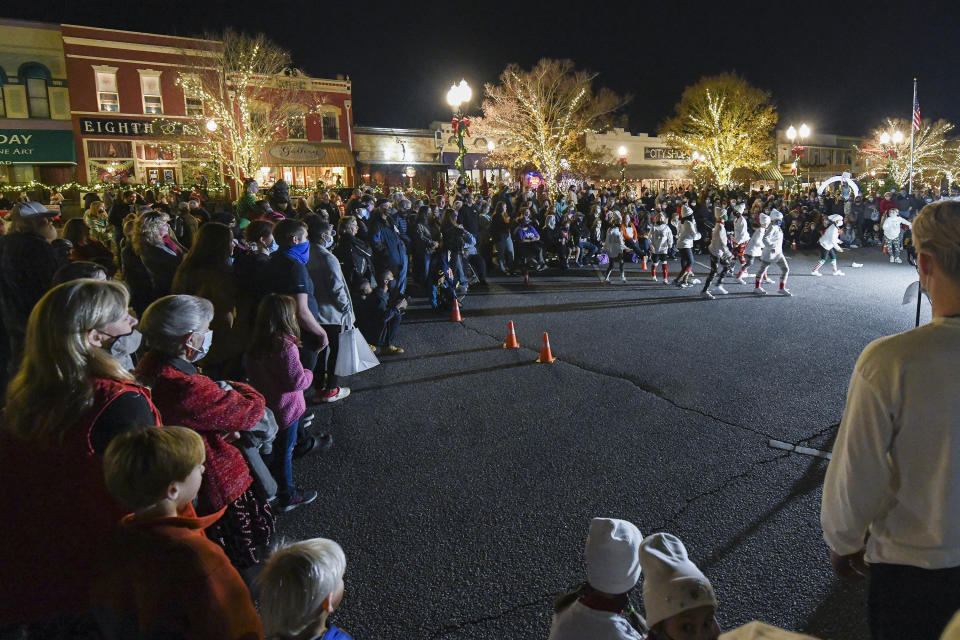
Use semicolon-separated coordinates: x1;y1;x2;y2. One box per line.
742;214;767;285
881;208;912;263
672;206;701;288
640;532;720;640
700;211;734;300
548;518;646;640
811;214;846;276
754;210;792;296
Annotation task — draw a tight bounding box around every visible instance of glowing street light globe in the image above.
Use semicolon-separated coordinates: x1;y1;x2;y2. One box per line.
798;123;810;138
487;140;495;152
205;119;217;132
617;146;627;158
880;131;891;145
786;126;797;141
446;79;472;108
892;130;904;144
691;151;702;161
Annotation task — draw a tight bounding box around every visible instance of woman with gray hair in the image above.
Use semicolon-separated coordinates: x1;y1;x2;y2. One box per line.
134;210;182;297
135;294;274;569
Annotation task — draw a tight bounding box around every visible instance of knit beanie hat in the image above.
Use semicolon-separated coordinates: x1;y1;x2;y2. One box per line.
759;213;771;226
584;518;643;594
640;533;716;628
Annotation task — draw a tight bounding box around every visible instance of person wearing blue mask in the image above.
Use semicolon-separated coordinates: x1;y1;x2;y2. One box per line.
267;219;349;407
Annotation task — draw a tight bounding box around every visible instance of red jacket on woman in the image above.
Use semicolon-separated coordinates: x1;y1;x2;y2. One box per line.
0;378;160;624
135;352;265;514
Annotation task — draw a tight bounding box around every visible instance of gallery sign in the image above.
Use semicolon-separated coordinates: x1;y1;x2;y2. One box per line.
79;117;202;138
643;146;690;161
0;129;76;164
265;141;328;165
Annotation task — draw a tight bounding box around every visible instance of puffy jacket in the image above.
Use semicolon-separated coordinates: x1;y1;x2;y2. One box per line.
882;214;912;240
761;225;785;262
745;227;765;257
603;227;626;257
709;221;732;258
649;224;674;254
733;216;750;244
677;219;700;249
818;224;841;250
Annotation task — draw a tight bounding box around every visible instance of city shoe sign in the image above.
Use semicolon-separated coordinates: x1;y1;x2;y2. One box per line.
79;117;203;138
643;146;690;161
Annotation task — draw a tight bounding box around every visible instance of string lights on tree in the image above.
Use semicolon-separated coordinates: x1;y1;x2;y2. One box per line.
857;117;954;189
476;58;626;194
660;73;777;188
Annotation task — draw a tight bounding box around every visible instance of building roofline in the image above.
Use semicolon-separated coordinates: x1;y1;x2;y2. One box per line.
354;126;436;136
61;23;221;44
0;17;61;30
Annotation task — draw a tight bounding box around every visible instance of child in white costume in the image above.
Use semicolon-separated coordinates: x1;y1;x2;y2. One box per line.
731;203;753;281
649;214;674;283
812;214;846;276
603;214;628;283
672;206;701;288
754;210;792;296
881;208;912;263
701;211;733;300
548;518;646;640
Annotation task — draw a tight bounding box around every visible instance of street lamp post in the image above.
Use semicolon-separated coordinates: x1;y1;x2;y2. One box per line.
786;123;810;195
446;79;472;183
617;146;627;184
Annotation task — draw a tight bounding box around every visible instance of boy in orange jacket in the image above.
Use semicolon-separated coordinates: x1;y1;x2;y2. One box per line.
92;426;262;640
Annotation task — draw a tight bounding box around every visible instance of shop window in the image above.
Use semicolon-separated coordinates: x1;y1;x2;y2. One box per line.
87;140;132;159
321;112;339;140
95;69;119;112
287;112;306;140
181;74;204;117
139;71;163;115
26;76;50;119
185;96;203;117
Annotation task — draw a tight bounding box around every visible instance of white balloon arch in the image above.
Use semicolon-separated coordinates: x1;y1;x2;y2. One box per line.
817;173;861;197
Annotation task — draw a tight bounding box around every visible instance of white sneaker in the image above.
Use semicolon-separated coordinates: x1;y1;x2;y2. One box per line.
736;277;746;285
780;288;793;296
890;255;896;263
663;279;671;286
621;273;627;282
754;287;767;296
691;278;701;284
701;290;715;300
319;387;351;403
652;275;658;282
895;257;903;264
603;273;610;283
811;270;823;277
742;272;754;278
833;270;845;276
762;276;774;283
715;285;729;295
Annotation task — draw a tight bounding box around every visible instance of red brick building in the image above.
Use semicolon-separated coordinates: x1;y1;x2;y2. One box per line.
62;24;356;190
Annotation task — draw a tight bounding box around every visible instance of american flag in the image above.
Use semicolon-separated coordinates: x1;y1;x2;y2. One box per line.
912;93;921;131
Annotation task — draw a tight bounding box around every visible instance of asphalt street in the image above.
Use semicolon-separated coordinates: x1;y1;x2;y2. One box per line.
283;246;926;640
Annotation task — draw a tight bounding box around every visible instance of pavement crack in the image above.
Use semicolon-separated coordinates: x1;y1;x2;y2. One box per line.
796;421;840;446
430;594;554;638
653;452;792;530
458;321;778;441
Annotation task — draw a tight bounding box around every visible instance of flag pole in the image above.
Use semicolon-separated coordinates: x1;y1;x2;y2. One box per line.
909;78;917;195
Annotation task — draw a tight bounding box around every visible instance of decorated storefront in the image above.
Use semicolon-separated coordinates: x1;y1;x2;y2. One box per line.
0;126;77;186
255;140;356;189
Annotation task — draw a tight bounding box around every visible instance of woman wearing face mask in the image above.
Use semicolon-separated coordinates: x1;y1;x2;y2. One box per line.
172;223;241;380
0;280;160;631
134;210;182;297
135;294;274;570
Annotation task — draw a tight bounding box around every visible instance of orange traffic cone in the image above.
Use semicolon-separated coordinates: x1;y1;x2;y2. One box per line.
791;240;797;250
451;298;462;322
503;321;520;349
882;244;888;254
536;332;556;363
641;255;648;270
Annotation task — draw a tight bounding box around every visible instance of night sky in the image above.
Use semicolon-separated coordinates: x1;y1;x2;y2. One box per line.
8;0;959;137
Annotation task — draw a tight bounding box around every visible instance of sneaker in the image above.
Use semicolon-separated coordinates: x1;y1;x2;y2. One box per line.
890;255;896;263
701;290;715;300
742;272;754;278
652;275;658;282
762;276;774;283
736;277;746;285
292;435;316;459
715;285;729;295
690;278;701;284
754;287;767;295
621;274;627;282
663;279;671;286
681;282;693;288
603;273;611;283
779;288;793;296
319;387;351;403
279;488;318;512
895;257;903;264
833;270;845;276
383;345;405;355
811;270;823;277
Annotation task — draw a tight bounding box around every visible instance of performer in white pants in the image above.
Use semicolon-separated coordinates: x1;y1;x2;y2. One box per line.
754;210;792;296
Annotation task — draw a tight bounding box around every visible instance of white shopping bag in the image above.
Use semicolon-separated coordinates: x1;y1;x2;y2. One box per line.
334;324;380;376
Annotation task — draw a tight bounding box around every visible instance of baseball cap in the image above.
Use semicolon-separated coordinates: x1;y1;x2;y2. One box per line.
10;201;58;220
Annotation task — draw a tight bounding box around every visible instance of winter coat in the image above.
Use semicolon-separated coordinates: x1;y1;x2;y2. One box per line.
882;213;912;240
603;227;626;257
761;225;785;262
745;227;765;257
733;216;750;244
649;223;674;254
369;216;407;269
676;219;700;249
307;243;354;326
709;221;732;258
244;335;313;429
335;234;376;289
818;223;841;250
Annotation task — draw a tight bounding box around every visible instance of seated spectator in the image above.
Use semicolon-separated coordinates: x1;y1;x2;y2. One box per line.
0;280;159;630
93;426;262;640
63;218;116;276
135;210;182;297
136;294;274;569
84;200;114;252
548;518;645;640
640;532;719;640
258;538;352;640
355;275;406;355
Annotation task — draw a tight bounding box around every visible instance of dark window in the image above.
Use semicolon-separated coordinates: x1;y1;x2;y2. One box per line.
26;76;50;118
321;113;339;140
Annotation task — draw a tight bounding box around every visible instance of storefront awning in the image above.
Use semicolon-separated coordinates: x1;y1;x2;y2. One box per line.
262;141;356;168
598;164;690;180
732;165;784;182
0;127;76;165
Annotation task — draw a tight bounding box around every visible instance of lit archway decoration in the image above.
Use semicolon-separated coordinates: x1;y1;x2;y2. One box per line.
817;173;860;197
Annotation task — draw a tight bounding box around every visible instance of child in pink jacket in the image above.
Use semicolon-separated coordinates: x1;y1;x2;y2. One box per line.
244;294;318;512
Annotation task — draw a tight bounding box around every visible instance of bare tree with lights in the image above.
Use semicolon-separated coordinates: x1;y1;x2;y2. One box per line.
175;30;319;190
659;73;777;188
477;59;625;192
857;118;954;190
